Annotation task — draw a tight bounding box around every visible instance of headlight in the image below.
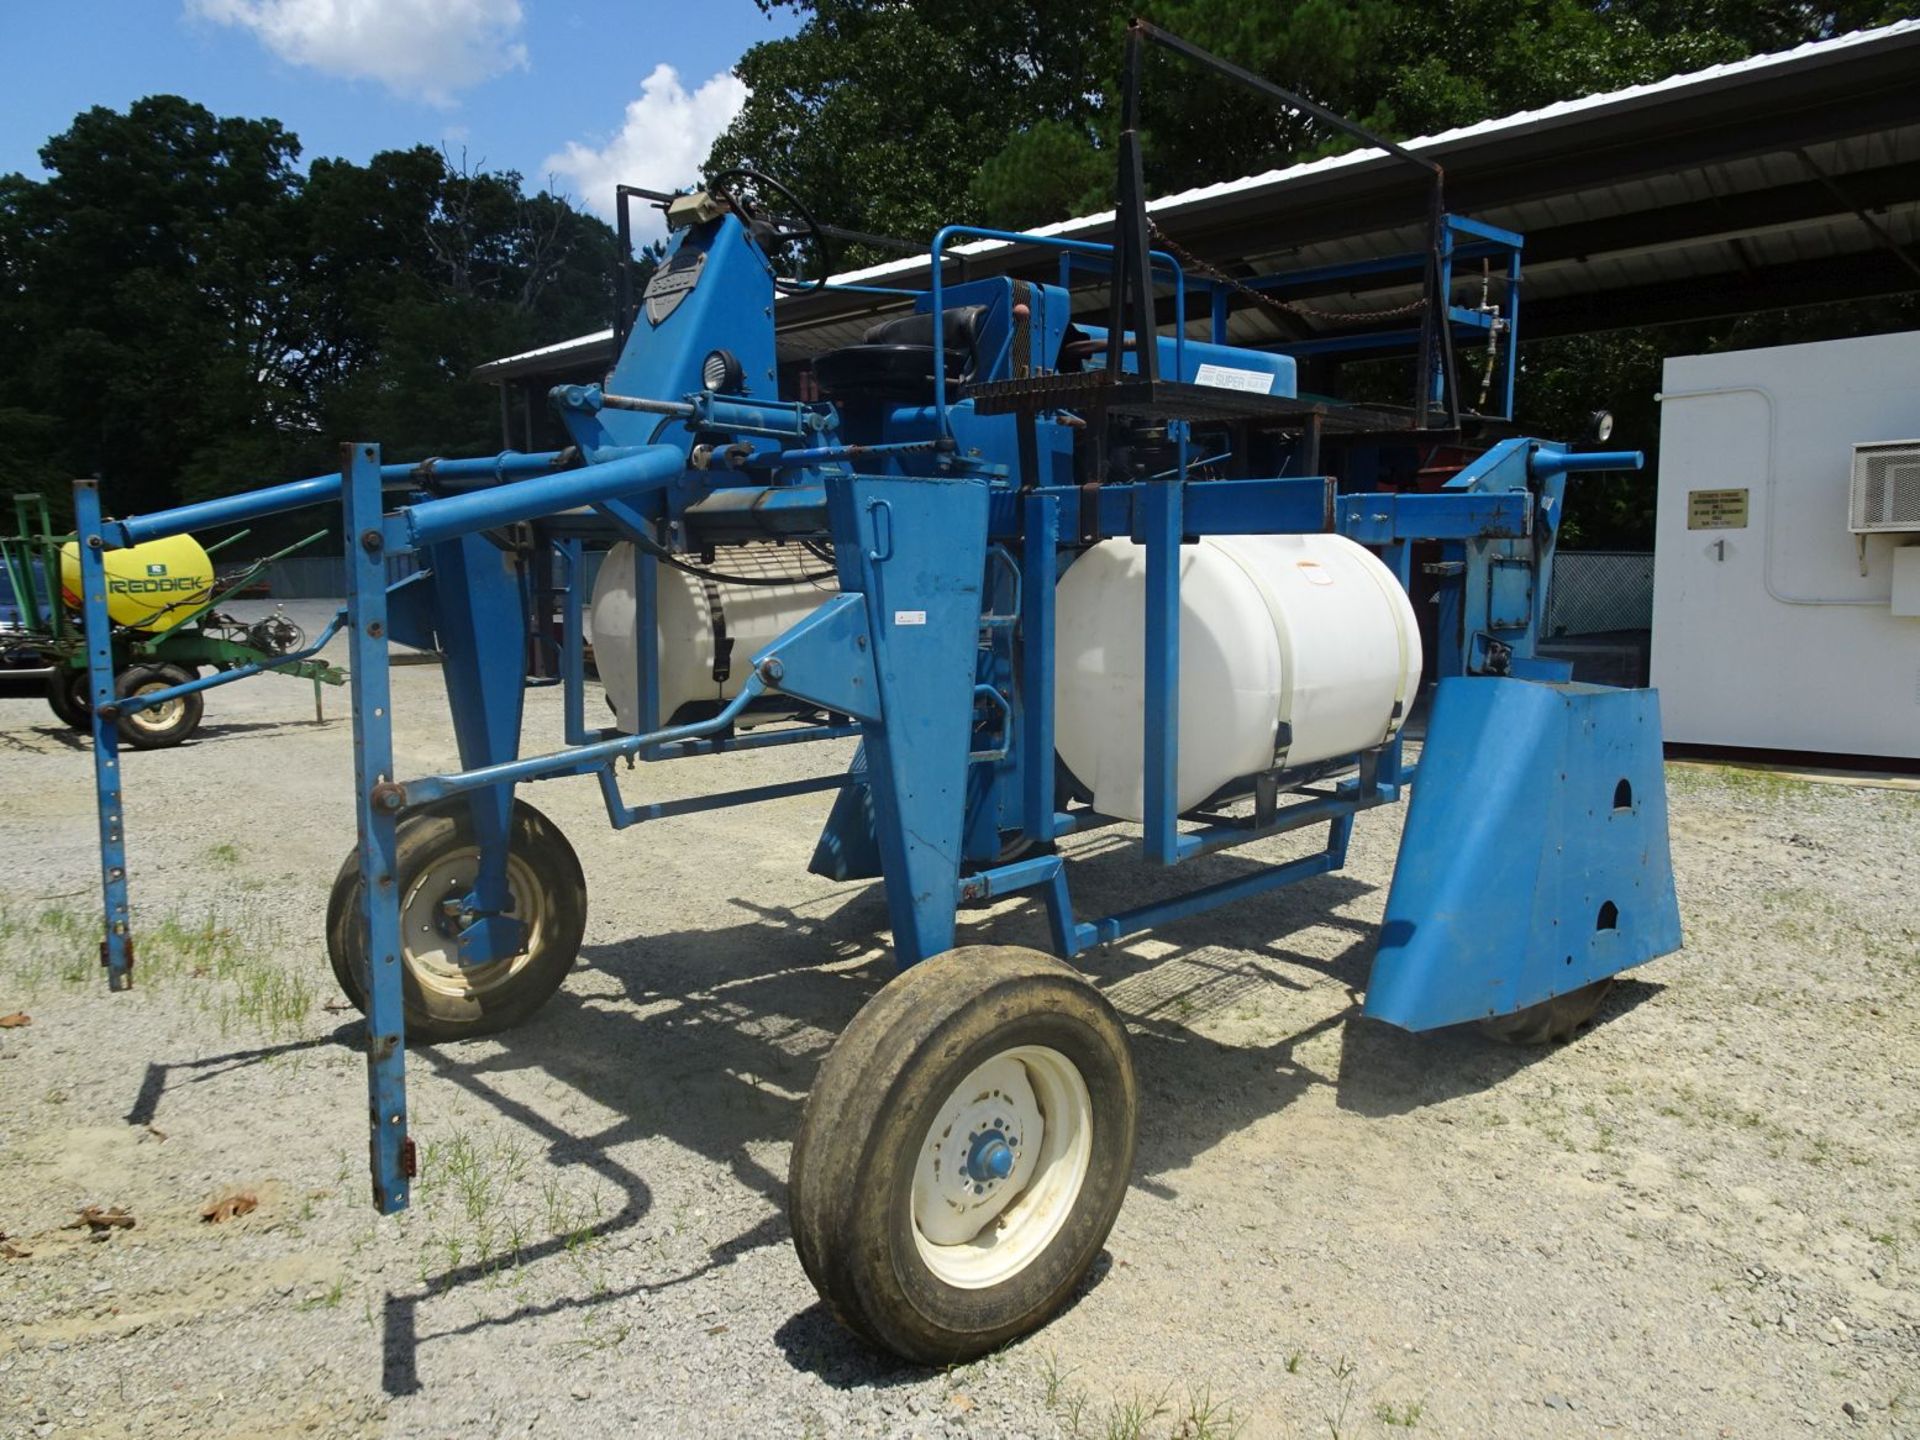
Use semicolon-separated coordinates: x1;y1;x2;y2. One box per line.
701;349;743;394
1589;409;1615;443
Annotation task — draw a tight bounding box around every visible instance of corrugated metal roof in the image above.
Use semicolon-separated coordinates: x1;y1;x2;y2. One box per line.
813;17;1920;286
474;18;1920;383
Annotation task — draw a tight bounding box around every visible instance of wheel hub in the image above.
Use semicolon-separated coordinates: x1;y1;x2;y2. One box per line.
129;684;182;730
910;1045;1094;1289
399;847;540;997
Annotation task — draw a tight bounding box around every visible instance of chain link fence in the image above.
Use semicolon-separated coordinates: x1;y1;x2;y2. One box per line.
1546;550;1654;638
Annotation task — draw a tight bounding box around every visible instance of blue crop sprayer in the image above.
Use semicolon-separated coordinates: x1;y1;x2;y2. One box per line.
71;23;1679;1362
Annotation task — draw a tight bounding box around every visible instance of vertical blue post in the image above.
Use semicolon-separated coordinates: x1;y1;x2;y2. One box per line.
1500;248;1522;420
1020;491;1058;842
1431;223;1456;414
74;480;133;991
560;538;589;745
424;532;524;924
1210;283;1229;346
343;443;412;1215
1141;478;1183;864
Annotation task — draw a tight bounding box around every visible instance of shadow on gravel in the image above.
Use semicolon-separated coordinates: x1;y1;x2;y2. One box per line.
1332;974;1667;1118
0;716;328;754
124;1026;361;1127
770;1250;1114;1386
369;840;1664;1390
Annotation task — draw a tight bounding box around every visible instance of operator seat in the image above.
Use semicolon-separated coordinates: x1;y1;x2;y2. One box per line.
812;305;987;405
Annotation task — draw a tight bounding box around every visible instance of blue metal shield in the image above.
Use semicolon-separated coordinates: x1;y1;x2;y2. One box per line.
1364;677;1683;1031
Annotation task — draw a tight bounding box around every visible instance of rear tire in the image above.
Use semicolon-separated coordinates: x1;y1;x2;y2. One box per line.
45;668;89;730
114;664;203;749
325;797;588;1043
789;946;1136;1363
1476;978;1614;1045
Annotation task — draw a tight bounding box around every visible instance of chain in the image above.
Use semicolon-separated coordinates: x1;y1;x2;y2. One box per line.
1146;217;1433;325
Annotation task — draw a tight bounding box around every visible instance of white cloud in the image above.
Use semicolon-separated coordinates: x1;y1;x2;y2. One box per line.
543;64;748;227
187;0;528;105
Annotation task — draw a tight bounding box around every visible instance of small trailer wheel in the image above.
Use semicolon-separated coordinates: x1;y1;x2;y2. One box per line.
325;798;588;1043
789;946;1136;1363
45;668;89;731
114;664;204;749
1476;978;1614;1045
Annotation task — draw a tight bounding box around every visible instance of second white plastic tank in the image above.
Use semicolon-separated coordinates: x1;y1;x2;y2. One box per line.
1053;533;1421;821
590;542;837;732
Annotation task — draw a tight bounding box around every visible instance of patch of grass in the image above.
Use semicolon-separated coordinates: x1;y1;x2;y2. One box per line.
1323;1355;1358;1440
2;900;314;1041
205;841;242;866
1037;1363;1241;1440
1040;1350;1076;1407
413;1129;541;1277
214;960;313;1038
555;1313;631;1360
1285;1351;1303;1375
298;1276;346;1311
1173;1385;1243;1438
1102;1386;1171;1440
1375;1399;1425;1428
1669;762;1815;802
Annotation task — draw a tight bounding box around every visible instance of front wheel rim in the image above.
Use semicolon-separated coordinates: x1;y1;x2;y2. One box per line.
398;846;544;1001
910;1045;1092;1289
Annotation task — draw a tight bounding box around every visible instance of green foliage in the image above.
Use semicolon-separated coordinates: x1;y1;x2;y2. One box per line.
0;98;615;523
722;0;1918;248
719;0;1919;548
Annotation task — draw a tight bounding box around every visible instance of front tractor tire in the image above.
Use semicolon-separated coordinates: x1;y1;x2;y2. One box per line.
789;946;1137;1364
326;797;587;1043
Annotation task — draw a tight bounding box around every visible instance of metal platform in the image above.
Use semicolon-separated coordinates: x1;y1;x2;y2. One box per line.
965;369;1422;433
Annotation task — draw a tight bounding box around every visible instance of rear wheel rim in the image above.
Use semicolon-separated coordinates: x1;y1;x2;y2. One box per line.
125;682;185;734
398;846;544;1001
910;1045;1092;1289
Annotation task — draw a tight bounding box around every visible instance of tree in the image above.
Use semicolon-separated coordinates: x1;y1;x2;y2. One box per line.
0;99;617;525
718;0;1917;247
712;0;1920;547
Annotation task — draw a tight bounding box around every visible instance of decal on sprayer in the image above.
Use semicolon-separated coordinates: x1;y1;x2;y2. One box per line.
1193;363;1275;395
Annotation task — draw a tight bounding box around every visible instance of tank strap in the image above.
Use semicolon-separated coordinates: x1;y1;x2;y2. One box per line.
697;575;733;684
1350;545;1414;738
1209;540;1298;767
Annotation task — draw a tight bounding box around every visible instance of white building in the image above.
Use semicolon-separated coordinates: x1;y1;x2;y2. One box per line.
1651;330;1920;759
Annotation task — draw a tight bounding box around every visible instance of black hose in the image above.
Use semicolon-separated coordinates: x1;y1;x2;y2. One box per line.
631;531;836;588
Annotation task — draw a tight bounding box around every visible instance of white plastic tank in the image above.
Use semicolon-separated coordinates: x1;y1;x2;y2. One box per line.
1053;533;1421;821
589;542;837;731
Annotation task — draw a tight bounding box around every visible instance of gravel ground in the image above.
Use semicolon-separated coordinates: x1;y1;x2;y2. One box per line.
1;602;1916;1439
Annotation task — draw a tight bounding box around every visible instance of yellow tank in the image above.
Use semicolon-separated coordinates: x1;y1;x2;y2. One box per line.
60;534;215;634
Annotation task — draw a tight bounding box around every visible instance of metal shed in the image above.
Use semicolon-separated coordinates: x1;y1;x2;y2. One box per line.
475;16;1920;417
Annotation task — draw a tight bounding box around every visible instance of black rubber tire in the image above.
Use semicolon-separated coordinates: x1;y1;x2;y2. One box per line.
789;945;1136;1364
45;668;89;731
325;797;588;1043
114;664;204;749
1476;978;1614;1045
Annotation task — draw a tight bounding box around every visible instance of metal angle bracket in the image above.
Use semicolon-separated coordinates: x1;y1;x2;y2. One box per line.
752;592;881;723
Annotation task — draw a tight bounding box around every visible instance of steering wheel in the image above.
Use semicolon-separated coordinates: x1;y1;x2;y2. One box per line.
707;167;829;295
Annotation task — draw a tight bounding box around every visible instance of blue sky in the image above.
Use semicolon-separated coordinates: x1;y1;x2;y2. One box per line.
1;1;798;227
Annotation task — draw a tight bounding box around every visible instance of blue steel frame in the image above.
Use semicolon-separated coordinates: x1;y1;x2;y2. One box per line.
70;204;1672;1218
1241;213;1524;419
